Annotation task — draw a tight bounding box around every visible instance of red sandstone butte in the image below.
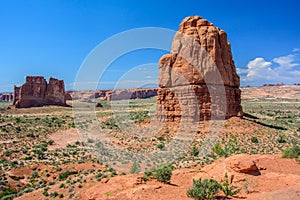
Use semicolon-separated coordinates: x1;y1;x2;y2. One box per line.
156;16;243;122
13;76;68;108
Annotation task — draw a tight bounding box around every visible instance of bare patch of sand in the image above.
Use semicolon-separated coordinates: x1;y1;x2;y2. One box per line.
48;128;81;150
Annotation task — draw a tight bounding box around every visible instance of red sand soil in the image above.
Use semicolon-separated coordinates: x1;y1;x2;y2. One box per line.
16;154;300;200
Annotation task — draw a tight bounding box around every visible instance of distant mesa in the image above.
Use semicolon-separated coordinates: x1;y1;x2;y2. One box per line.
11;76;69;108
70;88;158;102
105;88;158;101
262;82;284;87
156;16;243;122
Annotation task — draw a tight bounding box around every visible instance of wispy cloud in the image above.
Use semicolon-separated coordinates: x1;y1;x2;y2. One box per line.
238;50;300;86
273;54;299;71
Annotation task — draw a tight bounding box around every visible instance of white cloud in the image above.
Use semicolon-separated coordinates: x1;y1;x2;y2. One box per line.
238;53;300;86
292;48;299;52
244;58;274;81
273;54;299;71
247;57;272;69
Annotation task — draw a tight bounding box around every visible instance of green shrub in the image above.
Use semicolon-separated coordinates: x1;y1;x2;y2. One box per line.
250;137;259;143
1;194;16;200
221;173;241;197
153;163;173;183
130;161;139;174
190;146;200;156
212;143;225;157
143;163;173;184
282;146;300;159
0;187;16;199
42;189;49;197
31;171;39;178
58;171;76;181
156;143;164;149
187;178;221;200
142;170;153;181
213;136;238;158
49;191;58;198
277;135;287;143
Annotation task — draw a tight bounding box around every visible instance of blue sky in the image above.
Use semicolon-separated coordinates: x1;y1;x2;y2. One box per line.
0;0;299;92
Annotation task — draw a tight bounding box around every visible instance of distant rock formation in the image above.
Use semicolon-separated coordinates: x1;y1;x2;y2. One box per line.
262;82;284;87
0;93;13;102
105;88;158;101
156;16;243;122
12;76;68;108
70;88;158;102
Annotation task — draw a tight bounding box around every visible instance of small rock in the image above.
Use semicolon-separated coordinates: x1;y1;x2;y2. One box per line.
226;158;260;175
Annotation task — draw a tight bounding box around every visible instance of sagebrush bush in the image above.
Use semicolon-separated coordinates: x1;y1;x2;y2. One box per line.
187;178;221;200
143;163;173;184
190;146;199;156
187;174;241;200
153;163;173;183
282;145;299;159
130;161;139;174
221;173;241;197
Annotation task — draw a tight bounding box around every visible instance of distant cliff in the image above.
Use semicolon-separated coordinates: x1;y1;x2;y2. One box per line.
69;88;158;102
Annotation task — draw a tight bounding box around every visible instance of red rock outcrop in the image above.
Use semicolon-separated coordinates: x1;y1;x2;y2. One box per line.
156;16;243;122
13;76;67;108
226;156;260;175
0;93;13;101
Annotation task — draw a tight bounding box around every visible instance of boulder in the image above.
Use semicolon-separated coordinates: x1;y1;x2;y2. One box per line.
226;157;260;175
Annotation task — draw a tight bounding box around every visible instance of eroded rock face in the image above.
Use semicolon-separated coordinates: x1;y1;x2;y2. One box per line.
45;77;66;105
156;16;243;122
13;76;67;108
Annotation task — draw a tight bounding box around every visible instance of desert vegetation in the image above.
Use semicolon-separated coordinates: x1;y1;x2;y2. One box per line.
0;87;299;199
